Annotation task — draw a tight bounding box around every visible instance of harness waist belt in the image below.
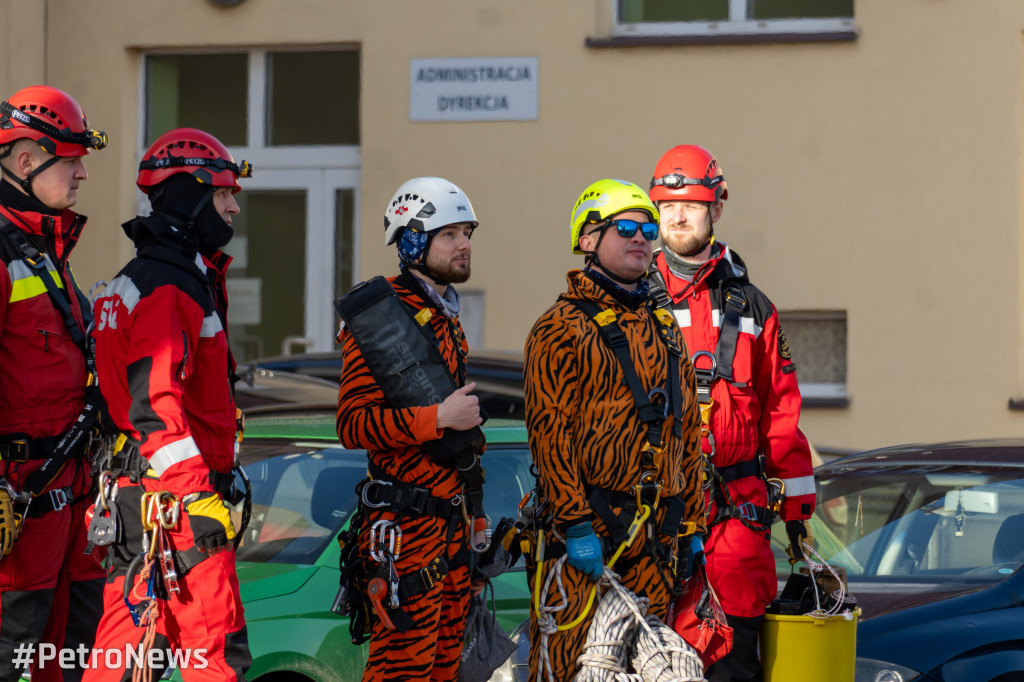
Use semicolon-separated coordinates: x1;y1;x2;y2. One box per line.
0;434;68;461
715;453;766;484
359;472;464;522
23;486;76;518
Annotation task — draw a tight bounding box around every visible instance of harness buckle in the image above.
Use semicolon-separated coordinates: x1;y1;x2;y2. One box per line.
397;486;430;515
48;488;68;513
633;472;662;510
648;387;670;420
419;556;445;590
736;502;757;522
4;439;30;463
360;480;392;509
691;350;717;395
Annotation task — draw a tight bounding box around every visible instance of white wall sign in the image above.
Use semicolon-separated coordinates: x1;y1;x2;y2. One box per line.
410;57;538;122
226;277;262;326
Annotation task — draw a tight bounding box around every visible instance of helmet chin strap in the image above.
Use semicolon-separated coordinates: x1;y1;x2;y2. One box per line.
410;261;450;288
0;146;61;202
404;233;451;287
583;224;643;286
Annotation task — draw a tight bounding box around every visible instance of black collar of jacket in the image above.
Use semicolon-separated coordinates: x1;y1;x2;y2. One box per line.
122;214;209;286
583;269;650;310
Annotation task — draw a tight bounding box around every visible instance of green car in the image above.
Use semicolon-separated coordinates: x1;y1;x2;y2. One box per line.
168;407;533;682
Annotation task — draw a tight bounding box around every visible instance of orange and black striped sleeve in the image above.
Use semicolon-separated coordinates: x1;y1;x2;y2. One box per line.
336;326;442;451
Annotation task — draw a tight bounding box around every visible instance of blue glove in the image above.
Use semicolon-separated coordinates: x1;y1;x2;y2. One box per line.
680;534;706;580
565;521;603;581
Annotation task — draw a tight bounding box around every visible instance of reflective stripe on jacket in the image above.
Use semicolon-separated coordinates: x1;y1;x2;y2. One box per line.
92;214;236;496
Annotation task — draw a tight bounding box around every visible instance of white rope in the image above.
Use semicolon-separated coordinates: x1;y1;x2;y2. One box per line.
800;541;855;620
631;615;705;682
575;569;647;682
536;555;572;682
575;568;706;682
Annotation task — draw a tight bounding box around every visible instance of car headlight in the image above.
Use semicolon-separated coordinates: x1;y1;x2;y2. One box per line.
855;658;922;682
487;618;531;682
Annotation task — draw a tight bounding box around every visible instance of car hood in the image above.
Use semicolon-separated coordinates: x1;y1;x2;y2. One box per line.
856;577;1020;642
236;561;318;602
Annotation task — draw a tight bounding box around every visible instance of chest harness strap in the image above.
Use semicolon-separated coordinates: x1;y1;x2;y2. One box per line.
648;266;779;536
555;298;694;591
0;219;104;552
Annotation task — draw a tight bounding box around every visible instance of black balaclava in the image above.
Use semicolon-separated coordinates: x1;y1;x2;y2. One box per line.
149;174;233;255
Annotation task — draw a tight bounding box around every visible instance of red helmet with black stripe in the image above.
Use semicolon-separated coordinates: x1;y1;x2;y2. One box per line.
137;128;251;194
649;145;728;203
0;85;106;157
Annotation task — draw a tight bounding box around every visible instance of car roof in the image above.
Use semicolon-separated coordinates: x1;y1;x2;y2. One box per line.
822;439;1024;474
243;410;528;444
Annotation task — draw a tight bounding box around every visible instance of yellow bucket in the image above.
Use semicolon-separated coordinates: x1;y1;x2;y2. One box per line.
760;608;860;682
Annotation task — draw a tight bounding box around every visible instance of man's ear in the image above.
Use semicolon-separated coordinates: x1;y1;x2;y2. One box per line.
13;142;37;178
711;200;724;223
577;230;595;254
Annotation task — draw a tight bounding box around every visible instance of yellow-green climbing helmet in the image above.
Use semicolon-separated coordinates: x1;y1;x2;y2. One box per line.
569;179;659;255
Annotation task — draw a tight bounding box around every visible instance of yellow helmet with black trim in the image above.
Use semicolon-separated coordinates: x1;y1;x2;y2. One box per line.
570;179;659;255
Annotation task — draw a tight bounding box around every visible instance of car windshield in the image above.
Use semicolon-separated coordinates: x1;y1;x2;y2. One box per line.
772;465;1024;585
234;441;535;565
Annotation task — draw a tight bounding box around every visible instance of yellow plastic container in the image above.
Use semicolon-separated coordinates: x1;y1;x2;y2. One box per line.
760;608;860;682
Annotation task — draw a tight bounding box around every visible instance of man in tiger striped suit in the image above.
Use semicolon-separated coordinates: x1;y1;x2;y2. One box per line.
337;177;486;682
523;179;706;682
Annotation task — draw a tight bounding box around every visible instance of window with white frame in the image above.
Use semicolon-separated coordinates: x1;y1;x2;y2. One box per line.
613;0;855;38
143;48;361;361
778;310;848;405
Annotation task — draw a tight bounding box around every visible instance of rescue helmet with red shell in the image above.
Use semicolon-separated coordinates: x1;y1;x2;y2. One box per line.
649;145;727;203
137;128;251;195
384;177;478;265
0;85;107;157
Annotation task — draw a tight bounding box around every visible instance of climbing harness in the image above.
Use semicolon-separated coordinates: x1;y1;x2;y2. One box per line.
0;216;113;555
335;274;490;552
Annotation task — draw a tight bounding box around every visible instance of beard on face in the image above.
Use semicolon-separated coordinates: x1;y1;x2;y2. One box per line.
425;250;471;283
662;217;712;257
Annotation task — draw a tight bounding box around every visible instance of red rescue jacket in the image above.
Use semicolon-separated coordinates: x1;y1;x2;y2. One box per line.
651;244;815;616
0;201;90;440
93;215;237;496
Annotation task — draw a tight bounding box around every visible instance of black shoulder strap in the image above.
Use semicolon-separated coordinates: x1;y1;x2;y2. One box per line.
713;281;747;383
336;277;487;521
562;297;682;447
0;218;92;358
646;261;673;311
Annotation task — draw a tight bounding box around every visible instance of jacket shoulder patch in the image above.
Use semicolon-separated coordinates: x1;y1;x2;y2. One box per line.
778;325;792;360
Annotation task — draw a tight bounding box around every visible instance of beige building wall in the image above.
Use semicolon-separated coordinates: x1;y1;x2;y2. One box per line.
4;0;1024;451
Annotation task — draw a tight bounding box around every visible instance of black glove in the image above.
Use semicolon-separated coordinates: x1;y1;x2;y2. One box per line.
183;491;236;554
786;520;808;561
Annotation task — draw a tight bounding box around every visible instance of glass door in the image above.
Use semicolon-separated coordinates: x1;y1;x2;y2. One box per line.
224;168;360;362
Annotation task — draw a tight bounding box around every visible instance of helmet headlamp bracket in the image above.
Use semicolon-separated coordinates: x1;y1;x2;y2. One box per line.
0;100;107;152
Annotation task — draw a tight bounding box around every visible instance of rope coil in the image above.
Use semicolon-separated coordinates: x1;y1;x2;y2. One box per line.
574;568;705;682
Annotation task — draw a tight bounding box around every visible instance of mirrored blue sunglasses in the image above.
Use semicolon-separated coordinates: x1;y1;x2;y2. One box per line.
608;219;659;241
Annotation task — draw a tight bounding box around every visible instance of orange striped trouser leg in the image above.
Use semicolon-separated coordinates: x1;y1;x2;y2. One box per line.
361;511;470;682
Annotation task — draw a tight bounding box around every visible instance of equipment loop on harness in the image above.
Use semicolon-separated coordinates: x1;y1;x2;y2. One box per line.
633;472;662;511
360;479;393;509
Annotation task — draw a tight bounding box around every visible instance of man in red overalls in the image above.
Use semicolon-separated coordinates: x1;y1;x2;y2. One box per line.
0;85;108;682
646;145;816;682
85;128;252;681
